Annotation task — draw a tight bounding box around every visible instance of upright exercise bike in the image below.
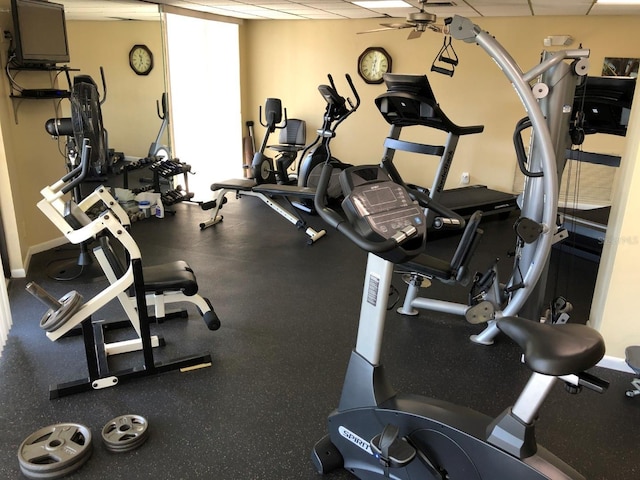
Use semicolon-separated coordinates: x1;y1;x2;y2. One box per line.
310;16;609;480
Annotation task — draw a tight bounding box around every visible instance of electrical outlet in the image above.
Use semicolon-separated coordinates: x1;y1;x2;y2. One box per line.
461;172;470;185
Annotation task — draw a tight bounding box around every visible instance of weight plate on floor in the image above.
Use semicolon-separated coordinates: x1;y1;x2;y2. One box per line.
39;291;83;332
18;423;92;479
101;414;149;453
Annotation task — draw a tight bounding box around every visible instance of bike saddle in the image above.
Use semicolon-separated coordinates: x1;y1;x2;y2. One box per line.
497;317;605;376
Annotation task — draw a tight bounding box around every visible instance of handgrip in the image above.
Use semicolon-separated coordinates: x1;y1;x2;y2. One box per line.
430;65;455;77
432;217;464;230
409;188;466;229
513;116;543;177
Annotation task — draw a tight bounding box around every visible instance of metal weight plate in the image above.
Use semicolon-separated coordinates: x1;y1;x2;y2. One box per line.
101;414;149;453
17;423;92;480
39;291;83;332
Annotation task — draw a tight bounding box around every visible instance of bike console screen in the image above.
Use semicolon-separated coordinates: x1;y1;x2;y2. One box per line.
340;166;426;243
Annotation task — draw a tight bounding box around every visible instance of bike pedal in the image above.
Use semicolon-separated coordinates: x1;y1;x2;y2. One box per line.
370;425;416;469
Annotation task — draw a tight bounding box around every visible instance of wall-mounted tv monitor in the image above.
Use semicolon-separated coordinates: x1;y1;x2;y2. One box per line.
574;76;636;137
11;0;70;66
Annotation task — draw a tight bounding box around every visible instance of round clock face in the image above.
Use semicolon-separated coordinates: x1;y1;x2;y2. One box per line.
358;47;392;84
129;45;153;76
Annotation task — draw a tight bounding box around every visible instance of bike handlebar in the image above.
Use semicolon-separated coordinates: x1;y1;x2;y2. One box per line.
313;163;411;253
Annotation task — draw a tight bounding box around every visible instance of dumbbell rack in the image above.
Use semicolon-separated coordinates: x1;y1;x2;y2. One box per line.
148;158;195;207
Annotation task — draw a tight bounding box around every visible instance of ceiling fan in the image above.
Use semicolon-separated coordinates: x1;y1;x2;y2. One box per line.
358;0;445;39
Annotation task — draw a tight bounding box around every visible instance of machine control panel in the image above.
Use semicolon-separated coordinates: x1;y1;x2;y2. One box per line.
340;166;425;242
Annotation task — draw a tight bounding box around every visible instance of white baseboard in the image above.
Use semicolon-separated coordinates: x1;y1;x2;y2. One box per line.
10;268;26;278
597;355;634;374
13;236;70;278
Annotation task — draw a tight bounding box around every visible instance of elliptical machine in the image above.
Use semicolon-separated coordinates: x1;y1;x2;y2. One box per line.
293;74;360;212
148;92;171;161
310;16;609;480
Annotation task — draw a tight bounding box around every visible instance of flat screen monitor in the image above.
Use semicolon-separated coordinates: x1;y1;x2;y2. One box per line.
11;0;70;66
575;76;636;136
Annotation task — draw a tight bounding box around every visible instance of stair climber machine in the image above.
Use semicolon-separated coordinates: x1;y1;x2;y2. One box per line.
390;21;592;345
310;16;609;480
291;74;361;213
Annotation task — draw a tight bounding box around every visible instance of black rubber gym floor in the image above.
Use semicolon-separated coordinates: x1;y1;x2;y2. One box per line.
1;197;638;479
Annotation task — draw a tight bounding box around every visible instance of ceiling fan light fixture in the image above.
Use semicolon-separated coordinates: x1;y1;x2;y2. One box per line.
352;1;412;8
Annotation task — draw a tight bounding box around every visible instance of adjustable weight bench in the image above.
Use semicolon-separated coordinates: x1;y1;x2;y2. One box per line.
33;171;219;398
93;235;219;356
199;178;326;245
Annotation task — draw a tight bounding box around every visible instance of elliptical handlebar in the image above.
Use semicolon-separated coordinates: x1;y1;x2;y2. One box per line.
98;66;107;106
156;92;168;120
325;73;360;121
60;139;91;195
258;98;288;133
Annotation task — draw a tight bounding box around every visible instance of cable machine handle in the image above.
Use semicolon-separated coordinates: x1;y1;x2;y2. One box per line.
513;116;543;177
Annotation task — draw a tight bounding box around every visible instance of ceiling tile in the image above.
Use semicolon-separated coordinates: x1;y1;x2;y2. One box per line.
532;0;593;16
53;0;640;21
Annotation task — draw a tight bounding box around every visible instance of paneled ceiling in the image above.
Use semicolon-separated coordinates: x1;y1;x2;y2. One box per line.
54;0;640;21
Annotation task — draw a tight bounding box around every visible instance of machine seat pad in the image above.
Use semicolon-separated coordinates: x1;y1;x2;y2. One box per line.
399;254;454;281
252;183;317;199
497;317;605;376
269;144;305;153
142;261;198;296
211;178;256;192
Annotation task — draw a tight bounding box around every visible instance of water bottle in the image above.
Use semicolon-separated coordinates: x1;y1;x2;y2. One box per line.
155;199;165;218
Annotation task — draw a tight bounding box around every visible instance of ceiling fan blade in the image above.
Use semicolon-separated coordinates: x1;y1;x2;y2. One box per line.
428;23;443;33
407;29;422;40
380;22;413;29
357;26;397;34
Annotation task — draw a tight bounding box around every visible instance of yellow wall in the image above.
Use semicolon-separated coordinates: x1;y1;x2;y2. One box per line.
65;20;166;158
242;15;638;194
0;17;165;272
0;7;64;266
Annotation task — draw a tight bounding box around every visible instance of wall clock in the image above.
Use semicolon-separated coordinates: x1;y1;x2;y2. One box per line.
357;47;392;84
129;44;153;76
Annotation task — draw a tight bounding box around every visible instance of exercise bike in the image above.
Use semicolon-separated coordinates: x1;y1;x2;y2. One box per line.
310;16;609;480
200;97;327;244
